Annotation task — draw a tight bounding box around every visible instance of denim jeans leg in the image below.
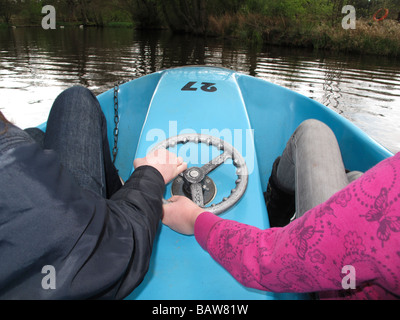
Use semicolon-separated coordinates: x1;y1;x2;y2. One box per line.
276;119;349;218
43;86;121;198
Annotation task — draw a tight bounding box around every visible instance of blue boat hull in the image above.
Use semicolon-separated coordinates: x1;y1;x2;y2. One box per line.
93;66;391;299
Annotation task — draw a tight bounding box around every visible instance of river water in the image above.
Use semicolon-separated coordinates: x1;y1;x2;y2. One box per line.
1;27;399;153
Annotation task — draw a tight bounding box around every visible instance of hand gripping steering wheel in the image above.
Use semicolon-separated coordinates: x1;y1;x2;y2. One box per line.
151;133;248;215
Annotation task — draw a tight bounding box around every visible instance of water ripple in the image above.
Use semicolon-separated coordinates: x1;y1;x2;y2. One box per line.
255;53;400;153
1;28;399;153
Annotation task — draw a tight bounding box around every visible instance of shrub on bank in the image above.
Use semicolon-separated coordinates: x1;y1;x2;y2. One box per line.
207;13;400;57
313;19;400;56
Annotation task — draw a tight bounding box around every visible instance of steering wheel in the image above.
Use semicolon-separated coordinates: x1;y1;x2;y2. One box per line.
151;133;248;215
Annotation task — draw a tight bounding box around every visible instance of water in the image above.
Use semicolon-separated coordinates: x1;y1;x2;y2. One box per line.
1;27;399;153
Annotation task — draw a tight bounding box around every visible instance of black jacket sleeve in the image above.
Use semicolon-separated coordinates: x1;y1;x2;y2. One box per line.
0;143;165;300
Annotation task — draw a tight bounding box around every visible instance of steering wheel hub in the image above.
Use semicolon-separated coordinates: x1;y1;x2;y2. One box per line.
172;174;217;206
183;167;205;183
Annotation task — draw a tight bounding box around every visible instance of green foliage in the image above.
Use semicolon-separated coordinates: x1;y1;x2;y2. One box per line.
239;0;268;15
209;0;246;15
2;0;397;27
158;0;209;34
18;0;43;25
118;0;162;28
2;0;400;56
264;0;305;19
0;0;15;24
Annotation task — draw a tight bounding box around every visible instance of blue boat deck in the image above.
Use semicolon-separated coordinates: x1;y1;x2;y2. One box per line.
96;66;392;300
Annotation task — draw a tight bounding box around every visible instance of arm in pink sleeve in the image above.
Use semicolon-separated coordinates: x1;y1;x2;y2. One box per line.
195;153;400;297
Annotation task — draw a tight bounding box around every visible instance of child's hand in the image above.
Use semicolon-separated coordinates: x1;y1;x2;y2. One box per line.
162;196;204;235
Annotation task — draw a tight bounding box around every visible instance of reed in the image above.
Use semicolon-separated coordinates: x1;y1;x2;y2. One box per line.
207;12;400;57
327;19;400;56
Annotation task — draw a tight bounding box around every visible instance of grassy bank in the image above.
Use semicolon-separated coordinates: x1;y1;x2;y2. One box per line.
0;21;134;28
208;13;400;57
2;13;399;57
312;19;400;56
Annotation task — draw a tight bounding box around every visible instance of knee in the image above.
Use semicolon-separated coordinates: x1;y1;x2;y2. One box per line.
296;119;334;139
62;86;97;105
54;86;101;115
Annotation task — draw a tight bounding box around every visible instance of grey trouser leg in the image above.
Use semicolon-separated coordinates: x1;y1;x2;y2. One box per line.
276;119;349;218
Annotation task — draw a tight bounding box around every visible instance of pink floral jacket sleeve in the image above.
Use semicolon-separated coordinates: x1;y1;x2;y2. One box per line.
194;153;400;299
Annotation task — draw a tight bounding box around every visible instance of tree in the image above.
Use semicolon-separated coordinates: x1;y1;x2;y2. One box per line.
0;0;15;24
161;0;208;34
117;0;162;28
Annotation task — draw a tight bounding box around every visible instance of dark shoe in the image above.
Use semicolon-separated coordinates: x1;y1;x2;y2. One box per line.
264;157;295;227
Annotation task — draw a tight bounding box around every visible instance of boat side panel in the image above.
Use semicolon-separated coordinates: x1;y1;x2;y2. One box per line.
97;72;162;181
237;74;393;191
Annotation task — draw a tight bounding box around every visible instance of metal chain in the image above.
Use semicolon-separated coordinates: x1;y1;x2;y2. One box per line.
112;83;120;163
